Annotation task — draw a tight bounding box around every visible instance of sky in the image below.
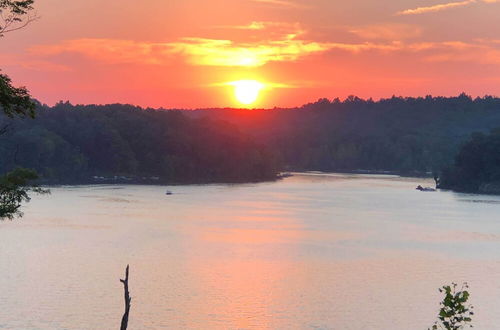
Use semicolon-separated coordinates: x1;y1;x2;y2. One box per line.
1;0;500;108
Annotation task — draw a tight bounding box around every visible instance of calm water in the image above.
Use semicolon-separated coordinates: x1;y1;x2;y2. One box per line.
1;173;500;329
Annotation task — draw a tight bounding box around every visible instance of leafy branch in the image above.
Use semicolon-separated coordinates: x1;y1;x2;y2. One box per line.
0;167;49;220
0;0;38;36
0;73;36;118
430;282;474;330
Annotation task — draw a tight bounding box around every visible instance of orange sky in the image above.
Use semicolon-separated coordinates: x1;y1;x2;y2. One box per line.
1;0;500;108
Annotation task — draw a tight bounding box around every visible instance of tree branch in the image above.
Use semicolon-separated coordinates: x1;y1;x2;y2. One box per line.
120;265;131;330
0;12;39;35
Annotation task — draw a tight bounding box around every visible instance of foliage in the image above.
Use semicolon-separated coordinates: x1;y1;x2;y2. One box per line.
439;129;500;193
0;167;49;220
0;102;280;183
0;0;40;220
191;94;500;175
0;0;36;36
3;94;500;184
0;73;35;118
430;282;473;330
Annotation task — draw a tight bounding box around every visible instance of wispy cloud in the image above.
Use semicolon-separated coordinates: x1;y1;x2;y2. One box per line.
31;39;173;65
172;37;331;66
421;40;500;64
396;0;499;15
0;54;71;72
396;0;475;15
216;21;301;32
27;38;417;68
249;0;308;8
234;21;267;30
350;24;423;40
30;33;334;67
29;35;500;69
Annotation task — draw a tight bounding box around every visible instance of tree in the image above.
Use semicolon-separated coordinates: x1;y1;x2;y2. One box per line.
439;130;500;193
0;0;43;220
429;282;474;330
0;70;43;222
0;0;38;36
0;167;48;219
0;72;35;118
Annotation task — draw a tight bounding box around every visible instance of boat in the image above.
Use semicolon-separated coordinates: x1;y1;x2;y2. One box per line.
416;185;436;192
278;172;293;179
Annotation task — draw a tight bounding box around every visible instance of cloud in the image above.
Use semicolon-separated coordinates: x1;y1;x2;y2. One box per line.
396;0;500;15
31;39;173;65
24;38;431;68
29;34;500;69
172;37;332;66
350;24;423;40
30;19;420;69
422;42;500;64
30;34;335;67
216;21;300;32
0;54;71;72
396;0;475;15
29;37;409;68
249;0;308;8
236;21;267;30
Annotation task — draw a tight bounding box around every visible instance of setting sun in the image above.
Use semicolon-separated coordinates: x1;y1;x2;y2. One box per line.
230;80;264;105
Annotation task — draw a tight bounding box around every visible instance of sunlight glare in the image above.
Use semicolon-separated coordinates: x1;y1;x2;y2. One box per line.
231;80;264;105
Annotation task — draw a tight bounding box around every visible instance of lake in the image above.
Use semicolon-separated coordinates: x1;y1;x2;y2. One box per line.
1;173;499;329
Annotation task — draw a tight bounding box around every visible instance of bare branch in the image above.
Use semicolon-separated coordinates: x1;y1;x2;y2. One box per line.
120;265;131;330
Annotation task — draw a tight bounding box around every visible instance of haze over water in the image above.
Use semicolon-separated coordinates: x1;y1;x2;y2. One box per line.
1;173;500;329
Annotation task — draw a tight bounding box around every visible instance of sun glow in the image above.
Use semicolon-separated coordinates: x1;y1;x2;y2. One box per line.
230;80;265;105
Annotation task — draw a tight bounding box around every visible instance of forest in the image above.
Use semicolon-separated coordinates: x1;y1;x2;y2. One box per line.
439;129;500;194
0;101;279;184
1;94;500;185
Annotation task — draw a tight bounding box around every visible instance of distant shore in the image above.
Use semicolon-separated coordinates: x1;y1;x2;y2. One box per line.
35;169;438;187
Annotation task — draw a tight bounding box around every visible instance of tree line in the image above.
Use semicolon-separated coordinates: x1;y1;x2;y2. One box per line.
2;94;500;185
187;94;500;176
0;101;280;184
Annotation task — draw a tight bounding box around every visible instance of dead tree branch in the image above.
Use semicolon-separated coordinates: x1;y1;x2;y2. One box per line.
120;265;131;330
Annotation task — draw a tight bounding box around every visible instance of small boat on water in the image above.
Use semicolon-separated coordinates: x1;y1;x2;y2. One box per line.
165;190;173;195
416;185;436;192
278;172;293;179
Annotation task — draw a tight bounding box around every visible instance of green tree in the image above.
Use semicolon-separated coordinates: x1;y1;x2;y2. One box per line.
430;282;474;330
439;130;500;193
0;72;35;118
0;167;48;219
0;74;45;220
0;0;44;220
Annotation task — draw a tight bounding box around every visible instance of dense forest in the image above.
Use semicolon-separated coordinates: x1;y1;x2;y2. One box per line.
0;102;279;184
1;94;500;184
439;130;500;194
190;94;500;176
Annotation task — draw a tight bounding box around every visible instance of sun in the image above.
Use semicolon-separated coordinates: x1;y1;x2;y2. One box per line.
230;80;264;105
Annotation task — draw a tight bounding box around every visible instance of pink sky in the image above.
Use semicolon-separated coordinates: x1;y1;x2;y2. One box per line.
1;0;500;108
